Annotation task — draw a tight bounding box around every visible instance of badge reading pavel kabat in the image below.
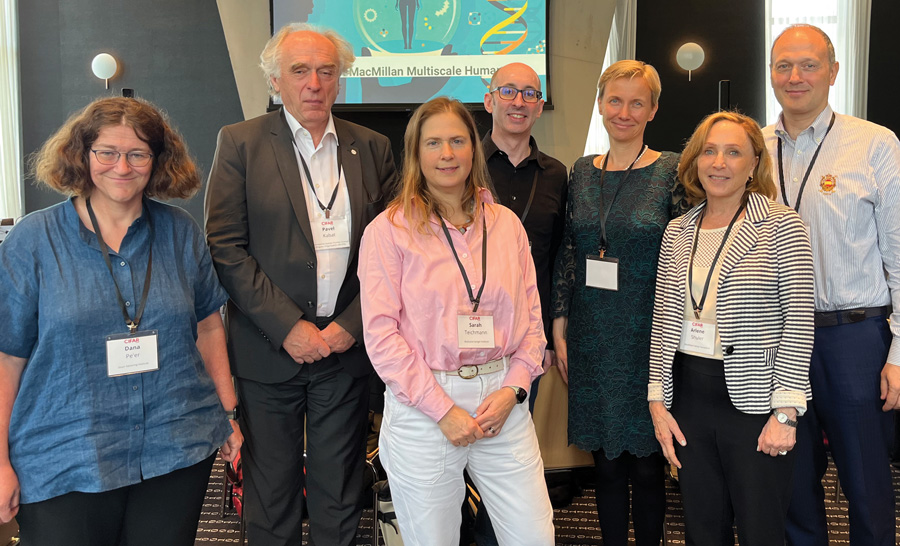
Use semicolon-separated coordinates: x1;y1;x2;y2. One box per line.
819;174;837;194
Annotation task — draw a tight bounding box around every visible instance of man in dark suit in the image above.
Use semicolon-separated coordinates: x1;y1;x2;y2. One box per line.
205;23;397;546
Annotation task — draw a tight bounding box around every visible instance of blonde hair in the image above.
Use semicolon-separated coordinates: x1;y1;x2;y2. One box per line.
30;96;200;199
678;111;776;206
389;97;492;235
597;60;662;107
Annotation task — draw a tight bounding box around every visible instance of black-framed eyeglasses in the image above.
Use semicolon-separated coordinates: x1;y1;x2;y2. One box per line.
491;86;543;103
91;149;154;167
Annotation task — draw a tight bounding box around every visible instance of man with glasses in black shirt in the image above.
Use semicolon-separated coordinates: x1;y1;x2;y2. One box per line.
473;62;568;546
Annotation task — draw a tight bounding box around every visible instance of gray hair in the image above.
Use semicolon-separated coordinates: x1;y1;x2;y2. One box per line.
771;24;836;66
259;23;356;99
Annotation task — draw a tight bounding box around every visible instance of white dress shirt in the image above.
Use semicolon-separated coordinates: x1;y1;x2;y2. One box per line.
284;110;352;318
763;105;900;364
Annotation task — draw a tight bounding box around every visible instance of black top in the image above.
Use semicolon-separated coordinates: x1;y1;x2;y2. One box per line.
483;130;568;349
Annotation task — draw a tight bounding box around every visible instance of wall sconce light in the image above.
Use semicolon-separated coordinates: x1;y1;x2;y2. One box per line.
91;53;118;89
676;42;705;81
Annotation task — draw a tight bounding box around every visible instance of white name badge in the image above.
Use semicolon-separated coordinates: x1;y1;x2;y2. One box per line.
312;216;351;250
106;330;159;377
586;255;619;291
679;320;717;356
457;313;496;348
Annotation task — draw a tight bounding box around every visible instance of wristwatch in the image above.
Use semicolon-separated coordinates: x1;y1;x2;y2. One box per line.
773;410;797;428
507;386;528;404
225;405;241;420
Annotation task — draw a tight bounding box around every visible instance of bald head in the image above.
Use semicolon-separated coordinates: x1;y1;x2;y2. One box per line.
490;62;542;92
771;24;836;66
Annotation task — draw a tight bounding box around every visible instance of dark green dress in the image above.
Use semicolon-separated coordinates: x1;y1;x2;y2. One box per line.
552;151;686;458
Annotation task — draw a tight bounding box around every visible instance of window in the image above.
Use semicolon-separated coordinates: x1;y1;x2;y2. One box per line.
0;0;23;219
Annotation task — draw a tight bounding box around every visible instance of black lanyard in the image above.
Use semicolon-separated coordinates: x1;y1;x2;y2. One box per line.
518;169;539;224
291;136;344;219
688;198;746;319
777;113;835;212
439;203;488;313
597;144;647;255
86;197;154;334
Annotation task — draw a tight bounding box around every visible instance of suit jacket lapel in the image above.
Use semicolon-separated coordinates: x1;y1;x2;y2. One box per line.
718;194;763;283
270;110;315;247
335;119;365;256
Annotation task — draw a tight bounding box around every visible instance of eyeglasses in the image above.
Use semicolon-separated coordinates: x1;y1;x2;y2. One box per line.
91;149;154;168
491;86;543;103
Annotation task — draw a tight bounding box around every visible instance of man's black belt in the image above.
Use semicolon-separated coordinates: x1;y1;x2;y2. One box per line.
813;306;892;328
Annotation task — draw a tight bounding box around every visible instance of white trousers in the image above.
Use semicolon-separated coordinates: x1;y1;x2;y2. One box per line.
379;369;555;546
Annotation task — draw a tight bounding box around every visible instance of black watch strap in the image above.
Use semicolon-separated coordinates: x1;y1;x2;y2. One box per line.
225;405;241;420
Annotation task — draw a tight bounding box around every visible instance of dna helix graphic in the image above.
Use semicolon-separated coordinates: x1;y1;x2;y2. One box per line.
478;1;529;88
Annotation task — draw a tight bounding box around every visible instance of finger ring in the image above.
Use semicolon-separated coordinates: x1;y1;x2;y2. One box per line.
489;427;495;434
778;450;787;456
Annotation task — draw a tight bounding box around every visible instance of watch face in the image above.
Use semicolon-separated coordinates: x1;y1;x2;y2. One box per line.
515;387;527;403
776;413;787;423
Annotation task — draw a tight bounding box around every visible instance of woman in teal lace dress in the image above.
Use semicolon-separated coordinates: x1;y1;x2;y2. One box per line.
551;60;686;546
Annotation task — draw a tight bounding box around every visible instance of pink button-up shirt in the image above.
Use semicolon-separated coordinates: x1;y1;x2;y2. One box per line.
359;191;546;422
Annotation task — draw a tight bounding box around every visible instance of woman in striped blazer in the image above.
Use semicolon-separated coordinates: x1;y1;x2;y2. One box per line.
648;111;815;545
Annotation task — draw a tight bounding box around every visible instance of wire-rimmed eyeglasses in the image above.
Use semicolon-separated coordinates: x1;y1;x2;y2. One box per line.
91;149;154;167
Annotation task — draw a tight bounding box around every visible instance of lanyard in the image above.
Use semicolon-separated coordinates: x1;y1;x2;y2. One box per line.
439;203;488;313
597;144;647;256
86;197;154;334
777;113;835;212
291;136;344;219
518;169;539;224
688;198;746;319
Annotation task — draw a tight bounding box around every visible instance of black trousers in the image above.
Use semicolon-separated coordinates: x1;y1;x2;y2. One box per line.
16;452;215;546
237;354;369;546
671;352;796;546
592;449;666;546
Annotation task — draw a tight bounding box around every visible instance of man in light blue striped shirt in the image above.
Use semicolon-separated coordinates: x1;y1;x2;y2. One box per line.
764;24;900;546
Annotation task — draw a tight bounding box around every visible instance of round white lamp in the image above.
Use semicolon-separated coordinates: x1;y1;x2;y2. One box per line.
676;43;705;81
91;53;118;89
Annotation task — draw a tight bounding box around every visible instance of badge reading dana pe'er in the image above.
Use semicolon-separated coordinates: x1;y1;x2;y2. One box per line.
819;174;837;194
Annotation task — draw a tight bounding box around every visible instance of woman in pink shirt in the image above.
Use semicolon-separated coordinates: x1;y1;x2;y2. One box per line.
359;97;554;545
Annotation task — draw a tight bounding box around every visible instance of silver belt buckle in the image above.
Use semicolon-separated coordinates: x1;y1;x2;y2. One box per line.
458;365;478;379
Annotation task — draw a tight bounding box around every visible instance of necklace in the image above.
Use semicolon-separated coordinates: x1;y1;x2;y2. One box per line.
603;145;648;171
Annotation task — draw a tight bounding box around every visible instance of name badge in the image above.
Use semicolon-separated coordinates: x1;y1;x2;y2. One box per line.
457;313;495;348
106;330;159;377
312;216;350;250
679;320;717;356
586;255;619;291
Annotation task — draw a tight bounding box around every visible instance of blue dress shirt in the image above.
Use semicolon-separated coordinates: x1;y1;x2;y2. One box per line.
0;198;231;503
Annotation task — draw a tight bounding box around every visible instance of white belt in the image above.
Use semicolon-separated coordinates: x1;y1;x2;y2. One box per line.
439;356;508;379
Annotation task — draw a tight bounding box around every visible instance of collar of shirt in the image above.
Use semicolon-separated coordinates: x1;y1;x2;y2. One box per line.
427;188;497;229
775;104;835;144
72;197;149;253
283;108;338;156
482;130;547;170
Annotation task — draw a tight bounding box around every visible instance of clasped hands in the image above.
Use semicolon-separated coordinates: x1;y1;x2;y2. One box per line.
282;319;355;364
438;388;517;447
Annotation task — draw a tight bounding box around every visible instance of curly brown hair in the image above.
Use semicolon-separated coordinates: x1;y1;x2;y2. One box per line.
30;96;200;199
678;111;776;206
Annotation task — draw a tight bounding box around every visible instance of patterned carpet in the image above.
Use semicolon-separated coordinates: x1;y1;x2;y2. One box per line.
195;458;900;545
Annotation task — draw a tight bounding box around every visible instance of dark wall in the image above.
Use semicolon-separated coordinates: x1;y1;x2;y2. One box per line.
635;0;766;153
867;0;900;134
19;0;244;222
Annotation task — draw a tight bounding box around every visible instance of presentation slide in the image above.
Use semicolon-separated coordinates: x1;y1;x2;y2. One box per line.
272;0;549;106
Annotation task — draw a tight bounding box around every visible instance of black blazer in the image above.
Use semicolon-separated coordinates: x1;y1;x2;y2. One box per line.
205;109;397;382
